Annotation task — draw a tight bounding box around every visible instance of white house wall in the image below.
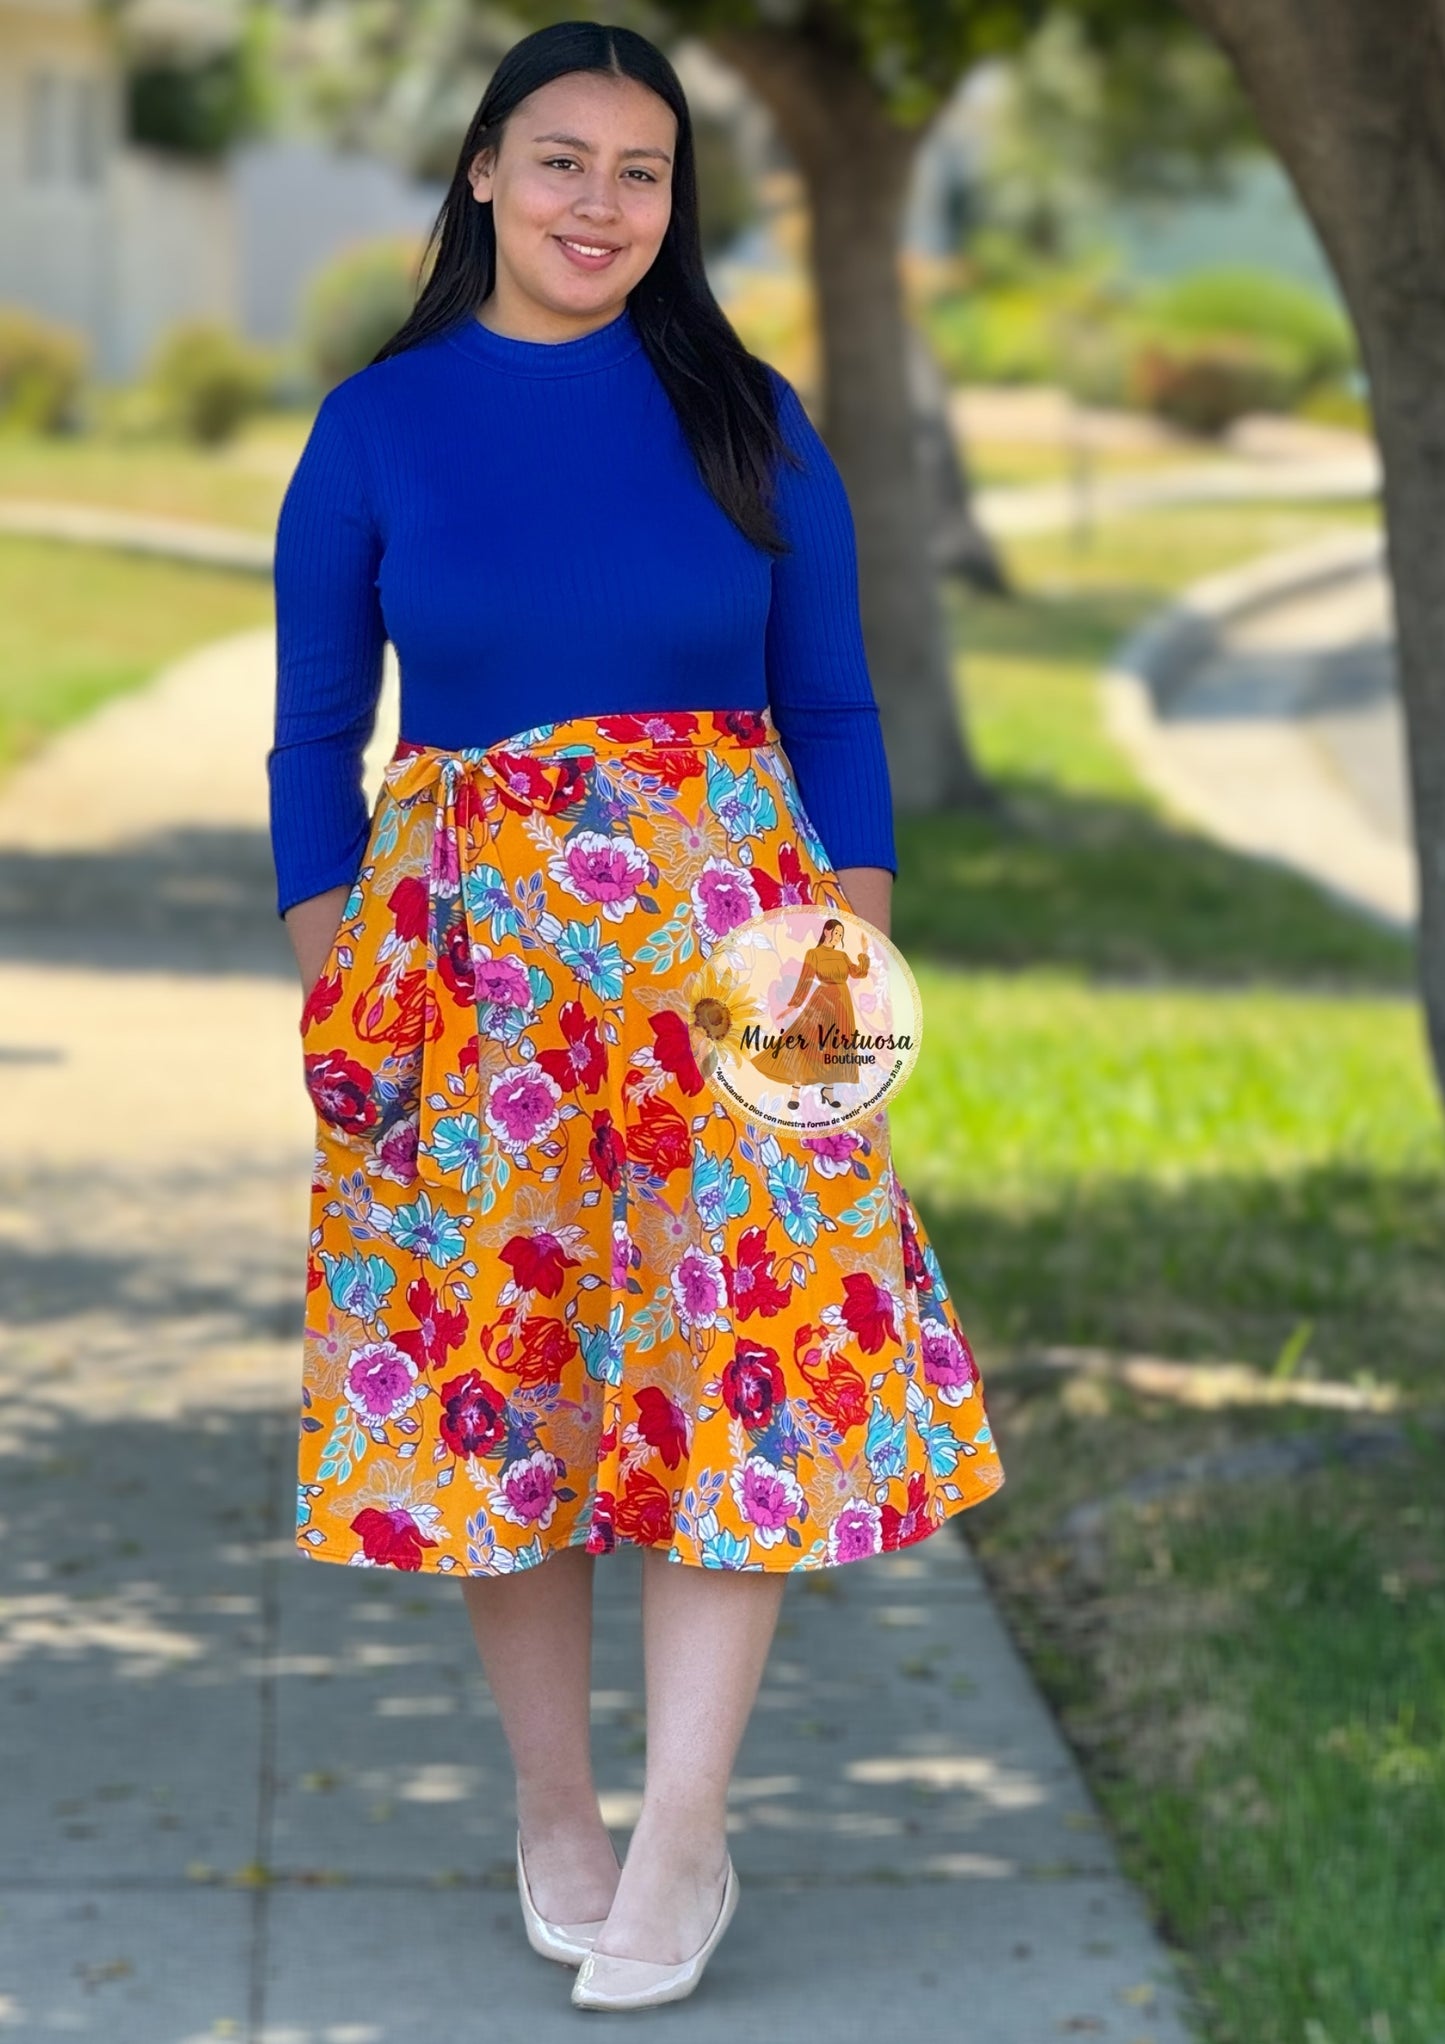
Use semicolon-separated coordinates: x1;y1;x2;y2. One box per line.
108;145;237;379
0;0;237;382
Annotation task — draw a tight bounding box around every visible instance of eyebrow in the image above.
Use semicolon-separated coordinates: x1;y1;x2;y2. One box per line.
531;130;673;165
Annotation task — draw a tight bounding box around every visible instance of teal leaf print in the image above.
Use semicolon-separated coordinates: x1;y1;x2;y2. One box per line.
320;1249;396;1320
634;909;695;975
837;1183;893;1237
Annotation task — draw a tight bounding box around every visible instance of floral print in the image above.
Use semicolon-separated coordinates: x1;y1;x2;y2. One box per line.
295;706;1005;1574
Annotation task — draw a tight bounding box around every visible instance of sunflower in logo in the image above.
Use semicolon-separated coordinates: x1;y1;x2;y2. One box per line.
631;944;773;1089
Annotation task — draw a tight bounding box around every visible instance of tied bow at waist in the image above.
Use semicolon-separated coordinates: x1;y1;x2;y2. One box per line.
365;742;603;1196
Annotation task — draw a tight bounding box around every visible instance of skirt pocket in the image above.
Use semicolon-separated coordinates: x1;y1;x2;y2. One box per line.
297;821;429;1168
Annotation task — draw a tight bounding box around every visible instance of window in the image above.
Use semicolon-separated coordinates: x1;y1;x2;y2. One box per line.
24;69;62;183
24;69;108;185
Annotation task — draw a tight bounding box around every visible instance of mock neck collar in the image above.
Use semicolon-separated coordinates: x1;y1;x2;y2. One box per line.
444;301;642;377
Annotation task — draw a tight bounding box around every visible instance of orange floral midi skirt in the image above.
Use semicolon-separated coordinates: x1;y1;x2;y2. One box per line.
294;705;1005;1574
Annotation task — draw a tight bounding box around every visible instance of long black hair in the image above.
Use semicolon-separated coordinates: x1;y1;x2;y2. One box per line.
371;20;799;556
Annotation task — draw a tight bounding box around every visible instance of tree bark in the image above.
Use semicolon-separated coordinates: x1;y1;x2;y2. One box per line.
1177;0;1445;1103
908;320;1013;596
709;21;994;812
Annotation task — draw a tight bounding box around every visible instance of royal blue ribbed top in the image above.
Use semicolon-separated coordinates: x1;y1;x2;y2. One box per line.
267;301;898;918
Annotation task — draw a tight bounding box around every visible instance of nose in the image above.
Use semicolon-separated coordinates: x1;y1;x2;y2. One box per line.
571;170;621;219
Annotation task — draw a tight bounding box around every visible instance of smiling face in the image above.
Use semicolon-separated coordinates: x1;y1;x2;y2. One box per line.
467;70;676;341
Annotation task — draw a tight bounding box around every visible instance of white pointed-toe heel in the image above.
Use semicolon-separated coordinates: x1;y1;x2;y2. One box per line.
516;1828;609;1968
570;1855;739;2010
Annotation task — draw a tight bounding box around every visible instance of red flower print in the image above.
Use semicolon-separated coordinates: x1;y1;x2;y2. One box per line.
649;1008;705;1095
388;874;429;942
897;1182;930;1296
506;1315;578;1389
489;750;590;815
393;1276;468;1373
304;1047;378;1133
881;1470;931;1550
355;965;436;1052
588;1486;616;1553
455;769;490;833
749;843;818;912
537;1000;607;1094
437;1369;508;1458
795;1322;869;1435
616;1469;675;1545
595;711;701;746
724;1227;792;1320
301;971;344;1030
721;1341;785;1430
437;916;476;1005
621;746;703;790
840;1272;898;1355
588;1109;628;1192
634;1385;688;1470
625;1093;691;1179
350;1505;438;1571
714;709;768;748
500;1229;581;1298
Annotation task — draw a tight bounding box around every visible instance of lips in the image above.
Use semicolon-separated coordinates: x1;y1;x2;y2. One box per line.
554;235;624;269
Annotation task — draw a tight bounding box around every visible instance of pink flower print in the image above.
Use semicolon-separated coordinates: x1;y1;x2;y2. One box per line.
485;1064;563;1155
430;816;461;895
691;860;761;943
611;1217;637;1292
730;1454;804;1548
549;830;651;920
920;1322;979;1405
671;1245;727;1331
827;1497;883;1564
488;1449;564;1530
802;1129;862;1176
376;1115;419;1182
473;952;533;1011
343;1340;421;1424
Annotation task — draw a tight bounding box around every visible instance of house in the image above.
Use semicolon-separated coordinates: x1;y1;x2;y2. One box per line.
0;0;239;381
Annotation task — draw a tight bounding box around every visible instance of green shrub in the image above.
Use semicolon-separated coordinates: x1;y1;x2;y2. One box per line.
0;306;88;433
1126;334;1298;435
927;260;1133;391
1293;379;1372;433
300;236;429;391
143;319;272;444
1138;266;1355;390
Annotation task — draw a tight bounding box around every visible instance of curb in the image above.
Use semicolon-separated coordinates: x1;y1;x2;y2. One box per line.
1105;526;1386;710
0;496;272;573
1098;526;1413;932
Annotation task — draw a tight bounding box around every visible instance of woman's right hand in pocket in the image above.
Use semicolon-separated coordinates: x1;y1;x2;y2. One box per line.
286;883;352;1007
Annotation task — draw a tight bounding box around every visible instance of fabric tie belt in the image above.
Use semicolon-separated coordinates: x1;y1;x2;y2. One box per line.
374;738;607;1196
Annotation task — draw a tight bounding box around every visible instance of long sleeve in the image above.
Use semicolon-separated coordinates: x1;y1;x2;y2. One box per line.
782;950;819;1008
763;370;898;877
267;387;388;919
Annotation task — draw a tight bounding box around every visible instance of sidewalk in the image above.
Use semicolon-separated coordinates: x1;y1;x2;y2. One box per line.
1102;537;1413;931
0;633;1199;2040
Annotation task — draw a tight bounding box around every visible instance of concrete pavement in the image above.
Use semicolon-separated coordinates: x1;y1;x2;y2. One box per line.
1102;532;1413;930
0;631;1198;2039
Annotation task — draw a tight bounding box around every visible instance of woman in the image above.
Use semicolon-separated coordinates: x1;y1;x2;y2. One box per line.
749;915;870;1113
269;19;1005;2013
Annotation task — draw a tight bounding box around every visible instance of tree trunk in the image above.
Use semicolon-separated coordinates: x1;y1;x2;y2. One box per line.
709;22;994;812
908;320;1013;595
1177;0;1445;1105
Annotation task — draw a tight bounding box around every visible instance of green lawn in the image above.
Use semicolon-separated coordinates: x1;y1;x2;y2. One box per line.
888;506;1444;2044
0;411;303;530
0;534;274;778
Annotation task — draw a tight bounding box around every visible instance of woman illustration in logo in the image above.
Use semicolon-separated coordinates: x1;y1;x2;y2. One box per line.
748;916;871;1113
